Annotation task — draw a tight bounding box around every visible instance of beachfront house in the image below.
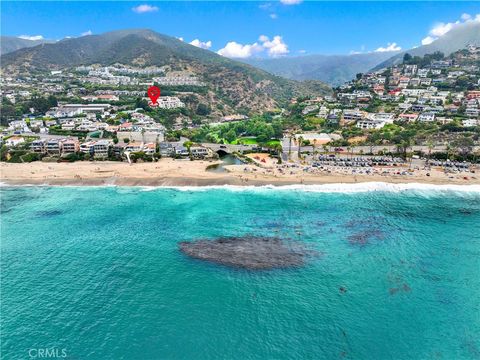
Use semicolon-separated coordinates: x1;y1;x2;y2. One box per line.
46;139;61;155
93;140;110;159
5;136;25;147
61;139;80;155
30;139;47;154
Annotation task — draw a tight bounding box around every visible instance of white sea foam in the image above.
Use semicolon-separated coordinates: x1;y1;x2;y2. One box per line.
2;181;480;194
138;182;480;194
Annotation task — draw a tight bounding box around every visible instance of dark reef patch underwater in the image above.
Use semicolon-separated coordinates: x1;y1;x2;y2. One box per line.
179;236;317;270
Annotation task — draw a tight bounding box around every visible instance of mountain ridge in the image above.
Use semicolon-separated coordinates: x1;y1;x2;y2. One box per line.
0;36;55;55
1;29;331;114
242;52;399;86
372;21;480;71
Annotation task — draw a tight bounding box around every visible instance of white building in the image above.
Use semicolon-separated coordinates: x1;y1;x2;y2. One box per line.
155;97;185;109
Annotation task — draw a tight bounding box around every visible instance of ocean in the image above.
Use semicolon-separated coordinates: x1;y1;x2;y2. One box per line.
1;184;479;360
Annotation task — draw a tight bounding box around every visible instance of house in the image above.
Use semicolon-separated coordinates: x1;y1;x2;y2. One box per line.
125;142;143;152
190;146;211;159
46;139;61;155
5;136;25;147
398;113;419;122
143;143;156;155
93;140;110;159
366;113;395;123
61;139;80;154
356;119;386;130
175;146;189;157
155;96;185;109
79;141;96;154
31;139;47;153
463;119;479;127
418;112;436;122
29;119;44;129
342;110;364;122
159;142;175;157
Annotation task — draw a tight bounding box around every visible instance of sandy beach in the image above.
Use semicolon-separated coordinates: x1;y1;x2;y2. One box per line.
1;159;479;187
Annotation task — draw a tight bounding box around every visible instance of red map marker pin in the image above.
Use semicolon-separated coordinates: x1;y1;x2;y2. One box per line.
147;86;161;105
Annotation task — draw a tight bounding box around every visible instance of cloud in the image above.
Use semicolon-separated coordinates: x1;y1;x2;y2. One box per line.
81;30;92;36
298;49;306;54
421;36;436;45
375;42;401;52
421;13;480;45
260;35;289;57
270;13;278;19
132;4;159;13
280;0;302;5
217;41;263;58
18;35;44;41
189;39;212;50
177;37;184;41
217;35;289;58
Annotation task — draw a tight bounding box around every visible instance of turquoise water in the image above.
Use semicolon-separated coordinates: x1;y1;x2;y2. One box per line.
1;185;479;360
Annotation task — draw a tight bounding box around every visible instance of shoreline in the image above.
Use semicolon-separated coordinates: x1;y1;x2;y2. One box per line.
1;160;479;188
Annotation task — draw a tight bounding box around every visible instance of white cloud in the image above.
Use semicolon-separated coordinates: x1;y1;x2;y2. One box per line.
217;41;263;58
421;13;480;45
280;0;302;5
177;37;184;42
217;34;289;58
421;36;436;45
375;42;401;52
18;35;44;41
260;35;289;57
298;49;306;54
189;39;212;50
430;22;457;37
81;30;92;36
270;13;278;19
132;4;159;13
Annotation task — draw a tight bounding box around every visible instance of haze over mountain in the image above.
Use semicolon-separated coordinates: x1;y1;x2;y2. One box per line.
242;52;398;87
0;29;331;113
373;21;480;70
0;36;54;55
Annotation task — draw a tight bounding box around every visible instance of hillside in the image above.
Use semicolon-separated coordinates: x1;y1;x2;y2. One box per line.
0;36;54;55
373;21;480;71
0;29;331;113
242;52;397;86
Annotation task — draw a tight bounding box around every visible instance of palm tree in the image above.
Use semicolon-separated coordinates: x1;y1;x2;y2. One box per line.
347;145;353;159
297;136;303;159
288;134;293;159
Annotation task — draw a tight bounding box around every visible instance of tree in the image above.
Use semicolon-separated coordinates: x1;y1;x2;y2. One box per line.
196;103;211;116
225;129;236;143
0;97;17;126
123;138;130;144
135;97;149;110
403;53;412;63
297;136;303;159
453;136;474;159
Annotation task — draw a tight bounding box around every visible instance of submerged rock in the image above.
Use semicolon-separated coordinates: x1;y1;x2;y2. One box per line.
179;236;315;270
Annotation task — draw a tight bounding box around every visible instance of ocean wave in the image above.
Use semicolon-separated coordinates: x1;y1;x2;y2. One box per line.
2;182;480;194
143;182;480;194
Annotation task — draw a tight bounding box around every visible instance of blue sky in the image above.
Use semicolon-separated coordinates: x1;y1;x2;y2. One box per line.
2;1;479;57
